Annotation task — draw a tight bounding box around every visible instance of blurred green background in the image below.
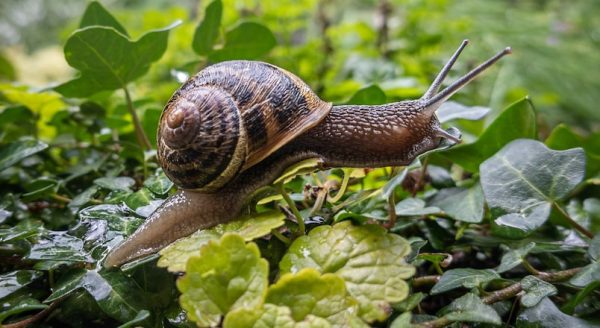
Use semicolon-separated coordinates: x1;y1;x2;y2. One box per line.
1;0;598;134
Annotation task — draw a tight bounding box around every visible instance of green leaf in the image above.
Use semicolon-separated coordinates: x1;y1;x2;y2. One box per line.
440;293;501;325
117;310;150;328
346;85;387;105
517;297;599;327
94;176;135;191
279;221;415;322
429;183;484;223
209;22;276;62
0;52;16;81
589;233;600;261
192;0;222;56
56;22;180;97
520;276;557;307
143;169;173;195
158;210;285;272
561;281;600;314
177;234;269;327
274;158;322;185
224;304;333;328
431;268;500;295
261;268;361;327
26;231;92;263
395;198;442;216
495;242;536;273
569;262;600;287
390;312;412;328
79;1;128;36
480;139;585;237
545;124;600;178
78;203;144;236
0;139;48;172
0;219;42;243
436;101;490;123
443;97;537;172
0;270;43;300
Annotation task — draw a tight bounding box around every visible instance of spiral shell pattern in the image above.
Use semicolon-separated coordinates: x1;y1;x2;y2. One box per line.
158;61;331;191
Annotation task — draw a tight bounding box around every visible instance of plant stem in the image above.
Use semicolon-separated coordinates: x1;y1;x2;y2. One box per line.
329;169;351;203
412;275;441;288
553;202;593;238
521;259;541;275
2;298;63;328
123;87;152;150
277;183;305;235
383;192;397;229
271;229;291;245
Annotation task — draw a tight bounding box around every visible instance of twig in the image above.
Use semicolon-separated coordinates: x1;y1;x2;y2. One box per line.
277;183;305;235
271;229;291;246
383;192;397;229
123;87;152;150
2;298;63;328
412;275;441;288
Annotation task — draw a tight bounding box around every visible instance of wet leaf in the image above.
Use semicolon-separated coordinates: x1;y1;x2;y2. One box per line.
94;176;135;191
26;231;93;263
279;221;415;322
0;139;48;172
143;169;173;195
0;270;43;300
177;234;269;327
440;293;501;325
516;297;599;327
520;276;557;307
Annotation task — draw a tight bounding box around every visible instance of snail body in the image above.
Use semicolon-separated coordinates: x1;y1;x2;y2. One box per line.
105;41;511;267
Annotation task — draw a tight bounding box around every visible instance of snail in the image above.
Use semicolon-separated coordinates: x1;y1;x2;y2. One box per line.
104;40;511;267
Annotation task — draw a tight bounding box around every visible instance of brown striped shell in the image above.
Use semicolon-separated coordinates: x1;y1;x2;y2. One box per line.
157;61;332;191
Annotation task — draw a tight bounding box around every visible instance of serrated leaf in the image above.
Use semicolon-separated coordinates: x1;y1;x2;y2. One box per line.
225;304;332;328
158;210;285;272
436;101;490;123
56;22;180;97
177;234;269;327
431;268;500;295
429;183;484;223
517;297;599;327
443;97;537;172
440;293;501;325
481;139;585;237
209;22;276;61
520;276;557;307
192;0;222;55
0;270;43;300
279;221;415;322
263;269;361;327
346;85;386;105
79;1;128;36
0;139;48;171
495;242;536;273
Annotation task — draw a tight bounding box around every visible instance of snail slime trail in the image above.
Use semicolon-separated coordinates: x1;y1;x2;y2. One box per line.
104;40;511;267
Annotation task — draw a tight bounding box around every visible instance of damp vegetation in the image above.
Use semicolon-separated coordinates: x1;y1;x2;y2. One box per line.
0;1;599;327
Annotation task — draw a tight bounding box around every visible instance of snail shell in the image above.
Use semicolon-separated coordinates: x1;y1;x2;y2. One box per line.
157;61;331;191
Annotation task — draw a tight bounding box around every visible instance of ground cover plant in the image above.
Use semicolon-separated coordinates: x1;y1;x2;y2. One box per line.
0;1;599;327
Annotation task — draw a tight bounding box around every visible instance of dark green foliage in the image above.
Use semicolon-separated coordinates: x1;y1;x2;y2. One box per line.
0;0;598;327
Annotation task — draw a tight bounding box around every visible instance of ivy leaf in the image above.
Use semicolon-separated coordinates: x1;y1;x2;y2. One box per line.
78;203;144;237
588;233;600;261
158;210;285;272
0;219;42;243
224;304;333;328
0;139;48;172
46;269;149;323
431;268;500;295
209;22;276;62
346;85;387;105
429;183;484;223
569;262;600;287
443;97;537;172
56;22;180;97
94;176;135;191
389;312;412;328
26;231;93;263
279;221;415;322
436;101;490;123
439;293;501;325
79;1;128;36
520;276;557;307
480;140;585;238
192;0;222;56
517;297;599;327
545;124;600;178
143;169;173;195
562;281;600;314
495;242;536;273
395;198;442;217
0;270;43;300
258;268;361;327
177;234;269;327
